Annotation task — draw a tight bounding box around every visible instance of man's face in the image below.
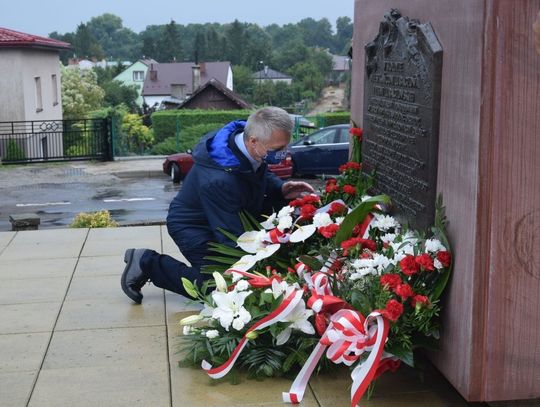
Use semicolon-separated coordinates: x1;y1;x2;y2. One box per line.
249;130;291;162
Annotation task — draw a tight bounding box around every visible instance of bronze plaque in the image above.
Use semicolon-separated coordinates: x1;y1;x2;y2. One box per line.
362;9;443;230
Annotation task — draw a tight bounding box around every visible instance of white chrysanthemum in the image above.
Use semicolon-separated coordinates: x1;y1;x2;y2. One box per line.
425;238;446;253
372;253;392;274
402;231;419;245
277;215;293;232
335;216;345;225
434;258;444;269
390;240;415;256
205;329;219;339
313;212;333;227
350;258;376;277
381;233;397;244
278;205;294;218
260;213;277;229
235;279;250;291
372;214;399;231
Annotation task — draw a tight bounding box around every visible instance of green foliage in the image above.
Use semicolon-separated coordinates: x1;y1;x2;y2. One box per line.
70;210;118;228
4;140;26;161
152;110;251;143
61;66;105;119
151;122;223;154
120;114;154;152
316;112;351;126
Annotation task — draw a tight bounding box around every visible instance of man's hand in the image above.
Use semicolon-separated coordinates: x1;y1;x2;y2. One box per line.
282;180;316;200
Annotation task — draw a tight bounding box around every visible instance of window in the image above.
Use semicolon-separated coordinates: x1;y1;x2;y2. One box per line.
34;77;43;112
133;71;145;81
307;129;336;145
51;74;58;106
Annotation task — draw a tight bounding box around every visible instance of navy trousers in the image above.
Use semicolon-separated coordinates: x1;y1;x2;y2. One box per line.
140;240;210;299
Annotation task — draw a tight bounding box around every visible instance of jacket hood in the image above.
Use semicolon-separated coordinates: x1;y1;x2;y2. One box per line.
192;120;252;173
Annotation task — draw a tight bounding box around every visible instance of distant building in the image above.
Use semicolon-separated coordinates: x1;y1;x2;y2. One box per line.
67;58;131;70
0;27;71;160
114;59;157;108
329;55;351;84
142;61;233;109
252;66;292;85
177;78;252;110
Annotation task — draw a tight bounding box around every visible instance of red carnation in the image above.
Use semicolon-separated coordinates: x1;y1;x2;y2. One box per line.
361;239;377;252
341;237;361;250
342;185;357;195
411;295;429;308
339;161;362;173
349;127;363;141
328;201;347;215
326;178;337;186
381;299;404;322
318;224;340;238
416;253;435;272
394;283;415;299
289;199;302;207
300;204;317;220
380;274;402;290
437;251;452;267
301;194;321;205
399;255;420;276
325;183;340;193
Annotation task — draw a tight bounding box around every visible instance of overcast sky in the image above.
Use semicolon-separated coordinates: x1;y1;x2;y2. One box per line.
1;0;354;37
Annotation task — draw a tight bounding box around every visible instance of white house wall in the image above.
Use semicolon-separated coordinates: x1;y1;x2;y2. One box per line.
0;49;25;122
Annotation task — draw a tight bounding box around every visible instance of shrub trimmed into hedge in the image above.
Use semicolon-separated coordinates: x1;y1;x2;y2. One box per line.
151;123;223;155
313;112;351;127
152;109;251;143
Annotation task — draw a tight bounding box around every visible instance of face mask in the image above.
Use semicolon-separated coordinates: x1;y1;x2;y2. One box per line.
264;149;287;165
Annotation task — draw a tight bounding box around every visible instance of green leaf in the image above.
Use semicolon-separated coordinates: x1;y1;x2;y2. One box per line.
298;255;323;271
181;277;199;299
244;211;263;230
207;242;246;257
204;255;238;265
216;227;238;243
334;195;391;245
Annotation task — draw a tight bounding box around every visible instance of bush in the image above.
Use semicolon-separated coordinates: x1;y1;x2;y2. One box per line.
4;140;26;161
316;112;351;126
70;210;118;228
152;109;251;143
151;123;222;155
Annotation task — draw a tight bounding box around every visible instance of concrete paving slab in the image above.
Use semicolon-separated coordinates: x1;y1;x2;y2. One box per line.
0;302;61;334
81;225;161;257
1;277;70;305
66;274;163;302
0;332;50;373
168;316;319;407
0;258;77;280
55;297;165;331
74;255;124;277
29;364;170;407
0;370;37;407
161;226;191;266
1;229;87;260
43;326;167;370
165;291;203;318
0;231;15;248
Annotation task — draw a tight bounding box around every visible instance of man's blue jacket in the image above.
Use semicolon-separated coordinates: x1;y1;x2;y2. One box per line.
166;120;285;251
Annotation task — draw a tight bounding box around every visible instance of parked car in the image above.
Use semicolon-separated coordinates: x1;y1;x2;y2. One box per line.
163;151;293;183
287;124;351;176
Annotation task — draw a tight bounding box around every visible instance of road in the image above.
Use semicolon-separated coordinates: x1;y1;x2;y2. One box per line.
0;160;323;232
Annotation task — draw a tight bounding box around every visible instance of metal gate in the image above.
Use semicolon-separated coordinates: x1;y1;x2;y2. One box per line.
0;118;112;164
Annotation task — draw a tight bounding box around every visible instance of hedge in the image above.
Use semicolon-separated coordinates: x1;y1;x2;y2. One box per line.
152;109;251;143
308;112;351;127
151;122;223;155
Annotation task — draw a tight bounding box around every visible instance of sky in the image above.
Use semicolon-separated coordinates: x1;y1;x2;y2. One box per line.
0;0;354;37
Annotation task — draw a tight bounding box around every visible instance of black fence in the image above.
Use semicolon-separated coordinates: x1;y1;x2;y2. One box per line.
0;118;112;164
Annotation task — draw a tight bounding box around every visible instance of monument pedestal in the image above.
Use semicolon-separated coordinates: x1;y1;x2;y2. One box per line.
351;0;540;402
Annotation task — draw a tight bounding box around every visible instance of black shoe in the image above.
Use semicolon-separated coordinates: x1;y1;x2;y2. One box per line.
121;248;149;304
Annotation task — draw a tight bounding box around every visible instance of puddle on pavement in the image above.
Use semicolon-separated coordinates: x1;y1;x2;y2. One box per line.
92;189;123;200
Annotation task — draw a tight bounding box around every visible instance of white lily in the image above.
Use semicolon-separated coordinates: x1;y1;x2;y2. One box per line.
213;271;228;292
264;279;295;299
211;290;252;331
276;301;315;345
260;213;277;230
254;243;280;260
290;224;316;242
231;254;259;272
179;314;204;326
237;230;266;253
235;279;250;291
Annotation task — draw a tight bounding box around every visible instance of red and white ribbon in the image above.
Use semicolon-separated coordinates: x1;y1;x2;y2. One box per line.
282;310;390;407
266;228;290;244
202;289;304;379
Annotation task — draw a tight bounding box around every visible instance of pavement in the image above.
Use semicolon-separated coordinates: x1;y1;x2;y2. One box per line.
0;158;473;406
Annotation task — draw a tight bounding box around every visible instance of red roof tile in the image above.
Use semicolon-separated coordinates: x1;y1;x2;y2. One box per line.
0;27;71;50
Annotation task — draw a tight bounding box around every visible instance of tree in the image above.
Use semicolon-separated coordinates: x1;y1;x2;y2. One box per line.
101;80;138;111
74;23;103;59
161;20;183;62
232;65;255;98
61;66;105;119
121;113;154;152
335;17;353;54
225;20;247;65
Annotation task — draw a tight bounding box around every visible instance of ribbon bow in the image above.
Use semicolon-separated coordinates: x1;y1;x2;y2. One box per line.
283;310;390;407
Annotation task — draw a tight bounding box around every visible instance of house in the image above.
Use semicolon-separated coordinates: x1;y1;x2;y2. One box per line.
252;67;292;85
329;55;351;84
177;78;252;110
113;58;157;108
142;61;232;109
0;27;71;160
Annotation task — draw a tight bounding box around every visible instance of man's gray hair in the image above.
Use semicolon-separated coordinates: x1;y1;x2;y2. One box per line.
244;107;293;142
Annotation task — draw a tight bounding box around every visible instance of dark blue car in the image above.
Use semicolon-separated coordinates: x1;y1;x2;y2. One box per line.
288;124;351;176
